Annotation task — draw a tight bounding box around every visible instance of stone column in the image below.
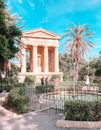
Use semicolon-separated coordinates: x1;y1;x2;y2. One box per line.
32;46;37;74
21;46;26;73
55;47;59;72
44;46;48;73
30;48;33;72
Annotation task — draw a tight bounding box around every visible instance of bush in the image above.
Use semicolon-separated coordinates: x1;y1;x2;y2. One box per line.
14;82;27;88
50;75;60;82
7;88;29;113
3;63;19;84
63;73;68;81
36;85;55;94
0;83;14;92
64;100;101;121
24;76;36;86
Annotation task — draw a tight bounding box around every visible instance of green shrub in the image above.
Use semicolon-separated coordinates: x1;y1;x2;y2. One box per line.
19;87;25;95
3;63;19;84
36;85;54;94
50;75;60;81
16;95;29;113
14;82;27;88
24;76;36;86
0;83;14;92
63;73;68;81
64;100;101;121
7;88;29;113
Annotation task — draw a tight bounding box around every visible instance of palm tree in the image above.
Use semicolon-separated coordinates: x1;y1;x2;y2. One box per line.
63;23;94;83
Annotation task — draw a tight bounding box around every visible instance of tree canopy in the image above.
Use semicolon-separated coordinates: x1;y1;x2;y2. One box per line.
0;0;21;77
0;0;21;78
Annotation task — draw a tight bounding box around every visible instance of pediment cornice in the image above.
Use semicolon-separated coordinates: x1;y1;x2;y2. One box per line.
22;28;60;40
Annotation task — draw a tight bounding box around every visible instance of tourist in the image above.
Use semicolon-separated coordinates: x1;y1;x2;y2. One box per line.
41;77;44;85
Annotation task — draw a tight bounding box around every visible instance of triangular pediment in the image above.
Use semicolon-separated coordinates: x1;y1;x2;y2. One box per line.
22;28;60;40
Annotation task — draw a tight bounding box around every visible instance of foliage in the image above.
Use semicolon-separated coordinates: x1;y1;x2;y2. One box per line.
0;63;19;92
63;73;68;81
36;85;55;94
0;0;22;80
7;87;29;113
79;62;96;81
50;75;60;81
3;63;19;84
24;76;36;86
59;53;72;72
64;100;101;121
59;52;101;83
0;83;14;92
90;54;101;76
14;82;28;88
0;35;11;62
79;53;101;82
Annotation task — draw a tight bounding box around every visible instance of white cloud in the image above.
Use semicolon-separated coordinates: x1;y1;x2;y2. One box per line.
17;5;28;16
18;0;23;4
40;0;101;24
28;0;35;9
95;11;101;27
93;37;101;50
89;0;100;6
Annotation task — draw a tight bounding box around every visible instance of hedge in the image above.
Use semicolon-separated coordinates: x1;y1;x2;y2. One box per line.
7;87;29;113
0;83;14;92
24;76;36;86
64;100;101;121
36;85;55;94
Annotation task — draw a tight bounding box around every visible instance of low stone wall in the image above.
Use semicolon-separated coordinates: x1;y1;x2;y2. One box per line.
56;120;101;129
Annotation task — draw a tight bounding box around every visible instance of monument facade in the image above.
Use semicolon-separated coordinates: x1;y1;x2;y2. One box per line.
19;28;62;82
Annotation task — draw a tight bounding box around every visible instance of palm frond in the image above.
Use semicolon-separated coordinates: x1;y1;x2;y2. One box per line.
82;32;93;37
80;28;89;35
63;32;74;37
82;23;88;28
86;41;94;48
67;26;75;33
71;22;77;29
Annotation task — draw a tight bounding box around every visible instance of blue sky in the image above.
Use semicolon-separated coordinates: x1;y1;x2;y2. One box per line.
6;0;101;58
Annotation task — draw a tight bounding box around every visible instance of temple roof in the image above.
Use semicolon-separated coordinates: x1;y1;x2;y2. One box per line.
22;28;60;40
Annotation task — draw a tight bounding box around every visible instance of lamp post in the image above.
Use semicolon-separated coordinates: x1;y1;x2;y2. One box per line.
73;60;76;99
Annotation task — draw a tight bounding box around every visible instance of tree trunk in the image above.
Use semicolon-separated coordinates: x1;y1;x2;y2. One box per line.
75;62;79;84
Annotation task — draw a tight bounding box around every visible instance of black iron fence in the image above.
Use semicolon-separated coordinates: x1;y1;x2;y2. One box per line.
23;86;101;111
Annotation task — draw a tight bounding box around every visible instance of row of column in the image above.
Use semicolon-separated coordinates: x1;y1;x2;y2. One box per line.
21;45;59;73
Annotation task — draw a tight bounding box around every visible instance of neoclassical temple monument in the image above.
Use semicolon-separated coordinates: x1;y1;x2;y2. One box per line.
19;28;62;82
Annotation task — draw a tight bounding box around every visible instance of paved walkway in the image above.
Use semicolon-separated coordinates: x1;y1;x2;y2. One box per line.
1;108;101;130
0;108;62;130
0;92;62;130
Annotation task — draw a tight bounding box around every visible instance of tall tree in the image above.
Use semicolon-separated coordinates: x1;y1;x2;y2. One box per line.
63;23;94;83
0;0;21;80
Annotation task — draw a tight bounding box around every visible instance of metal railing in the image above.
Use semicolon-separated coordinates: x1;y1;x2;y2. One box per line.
23;86;101;111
